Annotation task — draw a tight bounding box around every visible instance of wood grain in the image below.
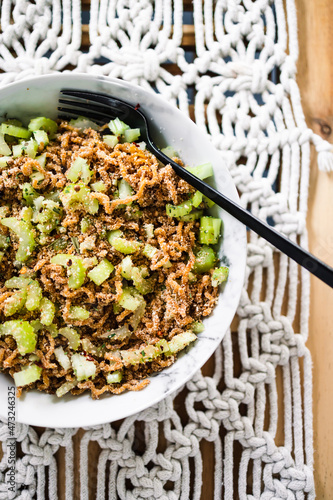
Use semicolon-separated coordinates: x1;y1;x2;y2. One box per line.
295;0;333;497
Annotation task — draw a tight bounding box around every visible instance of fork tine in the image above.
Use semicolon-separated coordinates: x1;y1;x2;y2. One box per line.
60;89;131;117
58;98;119;118
57;107;107;124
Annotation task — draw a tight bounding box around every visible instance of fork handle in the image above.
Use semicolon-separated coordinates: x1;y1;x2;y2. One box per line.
151;147;333;288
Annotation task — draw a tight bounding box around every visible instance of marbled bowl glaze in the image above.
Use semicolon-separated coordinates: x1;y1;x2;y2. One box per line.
0;74;246;428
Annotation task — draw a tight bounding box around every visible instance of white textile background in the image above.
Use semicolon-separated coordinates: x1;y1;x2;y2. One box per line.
1;0;331;498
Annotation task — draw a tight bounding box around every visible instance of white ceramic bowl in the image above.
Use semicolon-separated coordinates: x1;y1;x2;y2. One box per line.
0;74;246;428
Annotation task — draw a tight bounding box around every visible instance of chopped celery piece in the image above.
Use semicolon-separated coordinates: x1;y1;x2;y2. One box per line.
108;230;141;255
12;138;38;159
59;327;81;350
103;135;119;148
51;254;86;289
0;251;4;262
68;306;90;321
192;191;203;208
0;320;36;355
128;295;146;331
1;123;31;139
88;258;114;285
21;206;33;223
193;245;217;274
120;256;133;280
66;157;84;182
137;141;146;150
161;146;177;158
0;133;11;155
40;297;55;326
179;210;203;222
191;321;205;334
28;117;57;137
109;118;129;136
102;325;131;340
3;289;27;316
81;162;93;184
29;353;40;362
199;216;222;245
142;244;158;259
13;364;42;387
33;130;49;147
12;143;23;157
118;179;133;200
110;237;141;254
32;322;58;337
131;267;153;295
66;157;92;184
144;223;154;239
0;156;11;169
1;217;35;262
120;344;161;366
203;195;215;208
81;338;104;356
34;199;62;234
5;276;30;288
106;370;123;384
80;218;90;233
56;380;77;397
211;266;229;287
108;229;123;242
91;181;106;192
71;353;96;381
25;139;39;158
167;331;197;353
4;119;22;126
69;116;99;130
123;128;140;142
166;199;193;218
187;162;213;180
22;183;39;205
54;346;71;370
119;288;142;311
60;183;99;214
26;280;42;311
36;153;46;168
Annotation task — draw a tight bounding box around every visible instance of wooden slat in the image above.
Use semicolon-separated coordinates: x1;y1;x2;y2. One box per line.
295;0;333;498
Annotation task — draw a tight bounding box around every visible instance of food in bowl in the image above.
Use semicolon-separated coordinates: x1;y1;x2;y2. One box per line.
0;115;229;399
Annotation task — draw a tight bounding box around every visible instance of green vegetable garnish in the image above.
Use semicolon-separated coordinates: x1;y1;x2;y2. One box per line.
199;216;222;245
1;217;35;262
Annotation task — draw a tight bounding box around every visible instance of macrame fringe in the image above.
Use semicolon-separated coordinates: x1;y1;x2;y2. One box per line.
311;132;333;172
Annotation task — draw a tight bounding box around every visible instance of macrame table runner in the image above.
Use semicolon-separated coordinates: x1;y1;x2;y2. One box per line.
1;0;332;498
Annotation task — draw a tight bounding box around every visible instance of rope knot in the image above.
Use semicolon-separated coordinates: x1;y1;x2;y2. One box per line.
251;59;268;93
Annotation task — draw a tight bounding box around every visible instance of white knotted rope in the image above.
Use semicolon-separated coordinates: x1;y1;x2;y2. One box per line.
0;0;328;498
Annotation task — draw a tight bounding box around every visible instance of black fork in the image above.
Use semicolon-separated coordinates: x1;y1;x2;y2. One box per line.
58;89;333;288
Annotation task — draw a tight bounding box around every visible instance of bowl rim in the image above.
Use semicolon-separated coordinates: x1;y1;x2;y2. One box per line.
0;73;247;427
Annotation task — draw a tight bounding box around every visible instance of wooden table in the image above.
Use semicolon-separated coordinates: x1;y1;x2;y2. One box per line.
296;0;333;497
1;1;332;498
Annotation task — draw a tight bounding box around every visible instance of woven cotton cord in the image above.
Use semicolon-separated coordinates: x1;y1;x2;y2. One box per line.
0;0;321;498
